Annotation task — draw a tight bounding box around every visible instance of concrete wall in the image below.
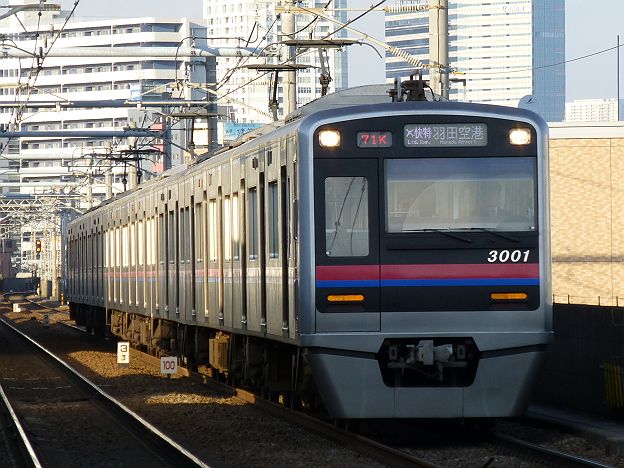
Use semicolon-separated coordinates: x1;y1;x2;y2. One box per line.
550;123;624;305
533;304;624;415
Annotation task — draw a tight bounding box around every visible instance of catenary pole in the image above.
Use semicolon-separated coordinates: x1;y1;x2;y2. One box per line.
429;0;448;99
282;0;297;115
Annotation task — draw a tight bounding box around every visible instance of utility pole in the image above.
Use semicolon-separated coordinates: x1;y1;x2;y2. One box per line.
50;231;59;301
429;0;449;99
128;121;138;190
282;0;297;115
105;142;113;199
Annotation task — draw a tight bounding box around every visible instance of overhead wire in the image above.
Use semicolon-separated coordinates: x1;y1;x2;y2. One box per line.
214;0;384;108
0;1;82;167
464;41;624;76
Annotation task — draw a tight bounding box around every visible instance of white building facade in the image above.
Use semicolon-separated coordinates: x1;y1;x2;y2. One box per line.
565;99;620;122
204;0;349;123
385;0;565;122
0;1;211;274
0;3;209;206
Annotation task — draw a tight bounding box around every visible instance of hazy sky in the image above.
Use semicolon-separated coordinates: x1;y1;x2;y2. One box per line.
56;0;624;102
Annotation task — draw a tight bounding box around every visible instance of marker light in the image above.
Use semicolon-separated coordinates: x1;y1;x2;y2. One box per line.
319;130;341;147
490;292;528;301
509;128;531;145
327;294;364;303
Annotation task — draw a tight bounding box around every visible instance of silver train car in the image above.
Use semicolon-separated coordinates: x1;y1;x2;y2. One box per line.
67;91;552;419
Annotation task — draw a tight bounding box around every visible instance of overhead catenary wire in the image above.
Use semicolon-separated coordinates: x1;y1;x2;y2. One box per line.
212;1;387;109
465;41;624;76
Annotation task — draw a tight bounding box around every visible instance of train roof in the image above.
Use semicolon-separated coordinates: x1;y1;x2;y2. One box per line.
72;85;546;225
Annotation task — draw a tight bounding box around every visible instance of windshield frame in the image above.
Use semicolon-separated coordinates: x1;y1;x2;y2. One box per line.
384;156;538;234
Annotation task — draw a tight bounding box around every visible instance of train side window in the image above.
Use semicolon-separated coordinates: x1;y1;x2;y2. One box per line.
224;195;231;261
167;210;176;263
268;181;278;259
208;199;218;262
248;188;258;260
324;177;369;257
138;220;144;266
148;218;155;266
130;222;136;267
122;226;129;267
232;193;240;261
115;227;121;269
195;202;204;262
286;177;291;259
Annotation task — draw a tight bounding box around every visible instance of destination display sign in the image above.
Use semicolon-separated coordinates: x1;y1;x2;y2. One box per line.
404;123;488;147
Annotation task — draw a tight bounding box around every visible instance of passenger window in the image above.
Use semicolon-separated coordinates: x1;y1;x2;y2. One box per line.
232;193;240;261
324;177;369;257
208;200;217;262
248;188;258;260
224;196;231;261
268;182;278;259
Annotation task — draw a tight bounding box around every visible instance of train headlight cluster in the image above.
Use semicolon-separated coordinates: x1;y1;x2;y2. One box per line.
319;130;341;147
509;128;531;145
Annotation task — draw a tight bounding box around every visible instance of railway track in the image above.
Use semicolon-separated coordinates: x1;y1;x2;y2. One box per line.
0;315;209;468
0;380;42;467
3;294;619;467
488;431;614;467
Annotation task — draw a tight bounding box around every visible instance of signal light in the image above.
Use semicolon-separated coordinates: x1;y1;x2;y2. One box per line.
35;239;41;253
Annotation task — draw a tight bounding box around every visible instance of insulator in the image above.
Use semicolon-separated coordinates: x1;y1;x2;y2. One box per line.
384;4;430;14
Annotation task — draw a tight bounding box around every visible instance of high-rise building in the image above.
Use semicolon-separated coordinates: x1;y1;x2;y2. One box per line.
385;0;565;122
0;2;209;206
204;0;348;123
0;1;211;274
565;99;620;122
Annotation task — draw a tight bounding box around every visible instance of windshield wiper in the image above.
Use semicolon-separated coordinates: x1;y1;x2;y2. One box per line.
403;228;472;243
465;228;520;243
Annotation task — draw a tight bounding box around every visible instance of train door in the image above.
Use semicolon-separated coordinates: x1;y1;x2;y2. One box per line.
245;178;264;333
264;154;288;337
166;202;177;318
313;159;381;332
222;191;233;328
231;186;244;329
207;192;221;328
238;181;248;329
157;206;167;317
179;201;190;320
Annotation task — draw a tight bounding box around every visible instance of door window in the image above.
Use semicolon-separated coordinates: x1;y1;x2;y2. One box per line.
324;176;369;257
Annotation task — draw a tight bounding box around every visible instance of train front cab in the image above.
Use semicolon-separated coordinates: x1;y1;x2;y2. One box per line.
300;105;553;419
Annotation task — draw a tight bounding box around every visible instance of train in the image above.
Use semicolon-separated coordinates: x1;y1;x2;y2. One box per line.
66;83;552;419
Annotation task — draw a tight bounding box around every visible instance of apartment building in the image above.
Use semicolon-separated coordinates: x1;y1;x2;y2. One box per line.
0;1;211;274
0;2;209;206
204;0;348;123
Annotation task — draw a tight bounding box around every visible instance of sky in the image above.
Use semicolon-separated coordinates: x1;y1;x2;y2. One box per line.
55;0;624;103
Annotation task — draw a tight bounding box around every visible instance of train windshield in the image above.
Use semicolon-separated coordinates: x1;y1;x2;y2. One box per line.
386;157;536;233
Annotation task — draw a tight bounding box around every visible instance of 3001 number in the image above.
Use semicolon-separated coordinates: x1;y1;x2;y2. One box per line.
487;249;530;263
